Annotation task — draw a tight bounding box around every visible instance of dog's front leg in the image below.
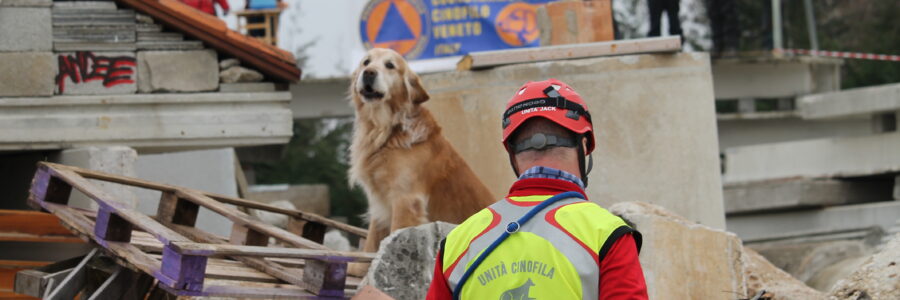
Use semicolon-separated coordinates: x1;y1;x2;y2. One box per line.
390;195;429;232
348;218;390;277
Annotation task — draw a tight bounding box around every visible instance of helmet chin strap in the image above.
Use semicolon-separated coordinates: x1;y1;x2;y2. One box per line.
576;134;590;187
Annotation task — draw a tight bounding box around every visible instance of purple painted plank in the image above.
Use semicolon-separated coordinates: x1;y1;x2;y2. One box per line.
94;206;133;242
161;246;208;292
30;166;72;205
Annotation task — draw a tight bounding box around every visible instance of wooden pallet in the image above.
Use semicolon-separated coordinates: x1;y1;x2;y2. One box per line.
27;162;374;299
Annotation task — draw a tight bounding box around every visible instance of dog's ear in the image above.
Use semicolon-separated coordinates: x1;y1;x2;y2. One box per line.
406;71;430;104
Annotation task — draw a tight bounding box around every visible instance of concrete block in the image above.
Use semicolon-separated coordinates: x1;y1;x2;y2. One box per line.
220;66;264;83
609;202;745;299
54;51;137;95
828;233;900;300
712;57;841;100
422;53;726;229
220;82;275;93
53;146;139;210
0;0;52;7
362;222;457;300
799;82;900;119
137;50;218;93
724;179;892;214
0;52;56;96
727;201;900;244
247;184;329;216
717;117;873;150
134;148;238;237
0;7;51;51
52;1;116;10
724;132;900;184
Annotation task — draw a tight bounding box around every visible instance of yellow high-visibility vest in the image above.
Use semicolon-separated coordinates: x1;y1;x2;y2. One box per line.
441;195;639;299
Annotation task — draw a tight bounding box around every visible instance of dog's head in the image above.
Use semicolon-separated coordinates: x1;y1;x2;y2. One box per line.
350;48;429;112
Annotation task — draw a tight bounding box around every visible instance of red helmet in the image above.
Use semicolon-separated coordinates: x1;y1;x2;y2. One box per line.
501;79;595;154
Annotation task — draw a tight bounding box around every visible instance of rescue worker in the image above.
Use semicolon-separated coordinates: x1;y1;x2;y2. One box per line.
180;0;229;16
426;79;648;299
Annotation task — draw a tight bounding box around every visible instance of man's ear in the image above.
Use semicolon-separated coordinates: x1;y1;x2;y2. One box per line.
406;71;430;104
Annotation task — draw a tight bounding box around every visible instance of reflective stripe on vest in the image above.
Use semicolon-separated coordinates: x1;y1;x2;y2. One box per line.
443;196;629;300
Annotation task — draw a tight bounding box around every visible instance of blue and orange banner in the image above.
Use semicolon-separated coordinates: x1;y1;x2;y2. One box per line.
360;0;556;60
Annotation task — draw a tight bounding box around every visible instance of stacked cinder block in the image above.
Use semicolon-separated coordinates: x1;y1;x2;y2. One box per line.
0;0;56;96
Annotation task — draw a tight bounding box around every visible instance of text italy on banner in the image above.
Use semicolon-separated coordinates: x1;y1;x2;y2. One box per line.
359;0;555;60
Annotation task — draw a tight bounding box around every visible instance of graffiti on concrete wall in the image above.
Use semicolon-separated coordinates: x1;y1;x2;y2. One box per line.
56;51;137;94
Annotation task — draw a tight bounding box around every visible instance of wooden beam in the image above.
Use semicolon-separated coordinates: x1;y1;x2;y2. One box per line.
457;36;681;70
155;192;199;227
175;189;327;250
45;249;99;300
30;165;72;206
14;255;83;297
44;162;366;238
160;246;207;291
0;209;82;243
170;242;376;262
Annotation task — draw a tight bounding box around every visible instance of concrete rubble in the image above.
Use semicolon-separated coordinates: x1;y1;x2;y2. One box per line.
362;222;457;300
828;233;900;300
743;247;826;300
137;49;219;92
220;65;264;83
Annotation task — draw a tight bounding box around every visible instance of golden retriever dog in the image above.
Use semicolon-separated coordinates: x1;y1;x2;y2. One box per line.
347;48;495;275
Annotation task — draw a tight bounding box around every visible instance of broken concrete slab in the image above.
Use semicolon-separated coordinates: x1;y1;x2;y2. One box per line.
724;179;892;214
728;201;900;244
828;233;900;299
743;247;825;299
137;50;218;93
712;56;841;100
424;53;726;229
220;66;264;83
362;222;456;300
752;240;870;284
219;58;240;70
0;52;56;96
0;7;52;51
220;82;275;93
54;51;137;95
799;82;900;119
136;40;203;51
724;132;900;184
609;202;745;299
52;146;139;210
53;25;137;43
717;117;873;150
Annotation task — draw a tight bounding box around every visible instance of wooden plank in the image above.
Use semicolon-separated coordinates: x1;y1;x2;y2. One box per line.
0;210;81;243
29;165;72;206
156;192;199;227
45;165;192;245
229;224;269;247
160;246;207;291
175;189;328;250
46;248;98;300
457;36;681;70
94;206;133;242
301;259;347;297
171;242;376;262
45;162;366;238
13;256;83;297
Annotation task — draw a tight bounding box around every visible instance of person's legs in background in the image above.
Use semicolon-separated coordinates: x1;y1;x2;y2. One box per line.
647;0;664;37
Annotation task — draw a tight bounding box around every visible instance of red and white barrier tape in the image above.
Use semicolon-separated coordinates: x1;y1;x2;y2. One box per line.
778;48;900;62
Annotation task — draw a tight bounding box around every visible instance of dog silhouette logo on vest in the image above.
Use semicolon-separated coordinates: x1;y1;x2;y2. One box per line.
499;278;536;300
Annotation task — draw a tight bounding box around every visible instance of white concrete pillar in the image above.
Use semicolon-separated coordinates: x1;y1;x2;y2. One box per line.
54;146;139;210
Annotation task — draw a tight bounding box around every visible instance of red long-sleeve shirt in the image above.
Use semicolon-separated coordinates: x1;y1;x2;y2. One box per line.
426;178;649;300
180;0;229;16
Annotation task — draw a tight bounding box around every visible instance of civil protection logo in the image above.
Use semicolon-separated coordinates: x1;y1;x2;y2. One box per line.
360;0;430;59
495;3;539;47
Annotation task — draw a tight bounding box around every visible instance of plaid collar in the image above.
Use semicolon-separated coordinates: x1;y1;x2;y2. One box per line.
517;166;585;189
